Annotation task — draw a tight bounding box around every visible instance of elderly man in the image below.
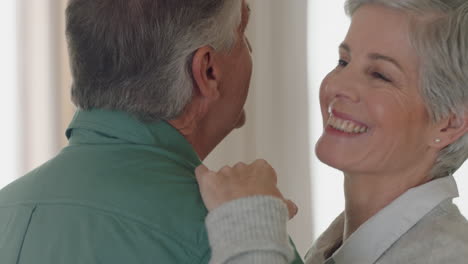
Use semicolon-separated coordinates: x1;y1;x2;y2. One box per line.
0;0;303;263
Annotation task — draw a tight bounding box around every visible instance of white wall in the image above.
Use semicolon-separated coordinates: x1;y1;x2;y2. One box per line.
308;0;349;239
455;164;468;217
0;0;18;188
17;0;68;175
205;0;313;257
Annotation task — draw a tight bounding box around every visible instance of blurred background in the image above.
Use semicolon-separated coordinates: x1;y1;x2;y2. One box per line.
2;0;468;257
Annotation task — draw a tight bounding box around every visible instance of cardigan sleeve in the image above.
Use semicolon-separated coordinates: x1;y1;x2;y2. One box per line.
205;196;297;264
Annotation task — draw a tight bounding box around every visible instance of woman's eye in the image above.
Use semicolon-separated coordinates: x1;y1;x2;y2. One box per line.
337;59;348;67
372;72;392;82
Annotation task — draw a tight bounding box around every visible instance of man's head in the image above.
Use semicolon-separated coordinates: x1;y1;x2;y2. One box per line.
66;0;253;158
175;0;252;157
66;0;246;120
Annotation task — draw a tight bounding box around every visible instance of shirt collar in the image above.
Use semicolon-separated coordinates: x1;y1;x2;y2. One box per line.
66;109;202;168
308;175;459;264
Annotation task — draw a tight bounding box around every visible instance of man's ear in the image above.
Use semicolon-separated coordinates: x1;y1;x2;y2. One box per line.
192;46;221;101
430;111;468;149
168;46;222;135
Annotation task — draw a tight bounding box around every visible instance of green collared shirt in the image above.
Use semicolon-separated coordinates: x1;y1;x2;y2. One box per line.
0;109;303;264
0;109;210;263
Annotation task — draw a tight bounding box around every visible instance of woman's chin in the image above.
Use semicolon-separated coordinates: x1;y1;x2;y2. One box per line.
317;154;342;170
234;110;246;129
315;139;348;172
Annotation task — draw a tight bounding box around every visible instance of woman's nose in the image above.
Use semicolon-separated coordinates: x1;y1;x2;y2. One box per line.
323;69;360;103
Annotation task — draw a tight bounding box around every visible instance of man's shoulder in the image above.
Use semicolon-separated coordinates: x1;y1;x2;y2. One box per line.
0;145;210;263
1;144;207;219
0;145;196;202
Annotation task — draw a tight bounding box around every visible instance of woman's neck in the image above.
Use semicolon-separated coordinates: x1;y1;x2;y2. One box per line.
342;169;431;240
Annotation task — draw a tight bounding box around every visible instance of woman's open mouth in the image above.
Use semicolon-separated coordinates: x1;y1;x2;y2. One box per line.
327;114;369;134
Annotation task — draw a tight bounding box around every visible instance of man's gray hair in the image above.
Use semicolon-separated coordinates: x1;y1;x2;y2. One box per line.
66;0;242;121
344;0;468;179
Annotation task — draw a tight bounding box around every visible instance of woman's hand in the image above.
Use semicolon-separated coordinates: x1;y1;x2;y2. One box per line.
195;159;298;219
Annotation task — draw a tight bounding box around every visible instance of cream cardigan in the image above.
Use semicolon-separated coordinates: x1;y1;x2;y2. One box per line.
206;176;468;264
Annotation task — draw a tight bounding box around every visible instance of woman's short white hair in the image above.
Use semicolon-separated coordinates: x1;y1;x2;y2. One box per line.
344;0;468;179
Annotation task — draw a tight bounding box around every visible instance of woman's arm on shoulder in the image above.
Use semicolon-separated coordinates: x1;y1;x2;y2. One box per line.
195;160;302;264
205;195;295;264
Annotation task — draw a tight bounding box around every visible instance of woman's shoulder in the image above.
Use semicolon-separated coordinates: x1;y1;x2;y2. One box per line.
407;199;468;245
425;199;468;240
377;199;468;264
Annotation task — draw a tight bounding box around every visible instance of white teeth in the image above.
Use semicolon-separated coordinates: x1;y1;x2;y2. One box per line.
346;122;354;132
339;121;347;131
336;118;343;129
327;115;368;134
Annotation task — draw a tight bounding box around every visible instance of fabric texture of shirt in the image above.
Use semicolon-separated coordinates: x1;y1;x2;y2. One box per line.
0;110;211;263
205;175;468;264
306;175;468;264
206;196;303;264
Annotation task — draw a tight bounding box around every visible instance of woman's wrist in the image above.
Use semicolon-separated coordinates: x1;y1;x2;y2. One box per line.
206;195;294;264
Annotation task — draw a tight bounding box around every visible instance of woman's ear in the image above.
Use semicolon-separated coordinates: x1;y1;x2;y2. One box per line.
430;111;468;149
191;46;221;101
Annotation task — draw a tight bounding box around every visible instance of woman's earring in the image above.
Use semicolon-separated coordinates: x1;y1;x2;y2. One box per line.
434;138;441;143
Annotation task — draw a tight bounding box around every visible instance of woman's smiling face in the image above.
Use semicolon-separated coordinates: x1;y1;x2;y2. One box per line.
315;4;438;177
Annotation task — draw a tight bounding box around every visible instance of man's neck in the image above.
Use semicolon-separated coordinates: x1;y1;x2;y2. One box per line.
168;119;227;161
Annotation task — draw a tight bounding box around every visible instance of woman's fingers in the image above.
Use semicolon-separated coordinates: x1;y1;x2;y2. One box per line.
195;164;210;180
284;199;298;220
195;161;298;220
195;164;220;211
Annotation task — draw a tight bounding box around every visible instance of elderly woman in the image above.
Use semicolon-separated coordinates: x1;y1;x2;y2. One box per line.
195;0;468;263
